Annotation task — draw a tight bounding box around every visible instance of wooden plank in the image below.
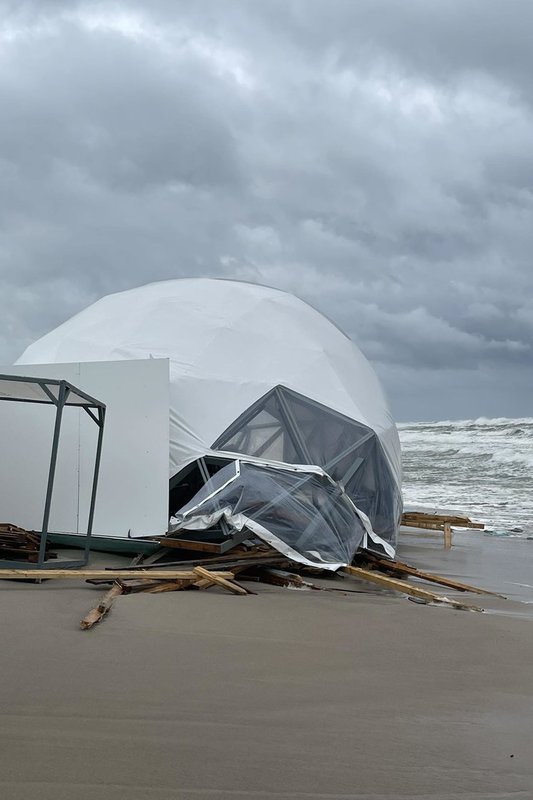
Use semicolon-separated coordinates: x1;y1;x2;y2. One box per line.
364;556;506;598
0;568;235;581
340;566;483;611
80;582;124;629
193;566;247;595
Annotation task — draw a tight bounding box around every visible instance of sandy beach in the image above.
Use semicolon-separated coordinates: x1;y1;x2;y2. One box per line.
1;532;533;799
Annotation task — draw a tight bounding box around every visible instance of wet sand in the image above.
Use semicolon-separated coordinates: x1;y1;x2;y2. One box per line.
1;533;533;799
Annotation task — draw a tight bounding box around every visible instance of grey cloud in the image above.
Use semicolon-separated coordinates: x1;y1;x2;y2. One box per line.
0;0;532;419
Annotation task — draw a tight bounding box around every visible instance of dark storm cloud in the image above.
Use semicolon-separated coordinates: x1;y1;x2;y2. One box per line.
1;0;532;419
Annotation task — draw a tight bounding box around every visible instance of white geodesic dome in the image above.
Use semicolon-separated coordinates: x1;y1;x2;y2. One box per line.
17;278;402;560
17;278;400;478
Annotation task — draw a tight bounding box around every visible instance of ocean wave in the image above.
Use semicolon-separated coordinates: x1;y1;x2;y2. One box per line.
400;416;533;536
399;417;533;429
490;449;533;468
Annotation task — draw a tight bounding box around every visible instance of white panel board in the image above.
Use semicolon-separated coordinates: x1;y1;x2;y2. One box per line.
0;359;169;537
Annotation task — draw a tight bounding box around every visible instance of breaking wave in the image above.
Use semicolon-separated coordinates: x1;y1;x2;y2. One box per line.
398;417;533;537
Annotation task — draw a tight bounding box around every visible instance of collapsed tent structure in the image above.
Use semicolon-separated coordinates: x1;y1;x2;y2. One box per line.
17;278;402;568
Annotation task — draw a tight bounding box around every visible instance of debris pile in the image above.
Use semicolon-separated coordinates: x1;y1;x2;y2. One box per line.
0;513;498;630
0;523;57;563
81;521;500;626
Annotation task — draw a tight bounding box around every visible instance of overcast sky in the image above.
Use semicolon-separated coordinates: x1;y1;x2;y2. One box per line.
1;0;532;421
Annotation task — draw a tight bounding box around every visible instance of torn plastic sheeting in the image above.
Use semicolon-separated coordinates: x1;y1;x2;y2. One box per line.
170;460;370;570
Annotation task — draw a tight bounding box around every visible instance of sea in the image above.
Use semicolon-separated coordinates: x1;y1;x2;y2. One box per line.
398;417;533;538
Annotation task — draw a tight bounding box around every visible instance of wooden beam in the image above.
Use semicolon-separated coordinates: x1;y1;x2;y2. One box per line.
0;568;235;581
340;565;483;611
364;556;506;598
193;566;247;595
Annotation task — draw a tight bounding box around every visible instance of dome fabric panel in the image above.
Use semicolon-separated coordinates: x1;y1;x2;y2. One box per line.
17;278;401;490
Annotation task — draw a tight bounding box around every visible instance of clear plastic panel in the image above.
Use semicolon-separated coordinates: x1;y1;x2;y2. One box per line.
173;461;366;567
218;393;301;464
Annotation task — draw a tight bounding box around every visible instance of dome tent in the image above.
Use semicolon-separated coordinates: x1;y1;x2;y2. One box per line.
17;278;402;567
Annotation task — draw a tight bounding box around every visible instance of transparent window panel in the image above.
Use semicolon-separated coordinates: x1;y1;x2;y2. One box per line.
216;393;300;464
174;461;366;567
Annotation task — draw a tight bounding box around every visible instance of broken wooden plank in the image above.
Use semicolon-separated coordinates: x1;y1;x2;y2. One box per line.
0;568;235;581
80;582;124;630
340;565;483;611
364;555;506;598
192;565;247;595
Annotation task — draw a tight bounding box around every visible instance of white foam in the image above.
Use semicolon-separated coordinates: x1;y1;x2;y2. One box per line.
399;417;533;536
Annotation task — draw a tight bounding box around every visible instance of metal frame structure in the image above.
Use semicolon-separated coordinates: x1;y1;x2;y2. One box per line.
0;373;106;569
211;384;402;550
212;384;380;481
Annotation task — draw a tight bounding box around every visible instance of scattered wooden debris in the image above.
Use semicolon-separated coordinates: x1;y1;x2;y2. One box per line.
0;523;57;563
78;566;251;629
2;520;504;630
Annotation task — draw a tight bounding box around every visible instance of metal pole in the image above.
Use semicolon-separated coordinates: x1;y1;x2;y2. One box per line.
275;388;312;463
84;406;105;562
38;382;68;565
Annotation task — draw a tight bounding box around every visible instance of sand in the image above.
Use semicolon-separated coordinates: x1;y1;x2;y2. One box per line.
1;533;533;799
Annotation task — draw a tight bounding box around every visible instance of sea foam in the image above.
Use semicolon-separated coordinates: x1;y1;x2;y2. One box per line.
398;417;533;537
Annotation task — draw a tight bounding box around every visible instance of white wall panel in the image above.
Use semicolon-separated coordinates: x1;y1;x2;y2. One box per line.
0;359;169;537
